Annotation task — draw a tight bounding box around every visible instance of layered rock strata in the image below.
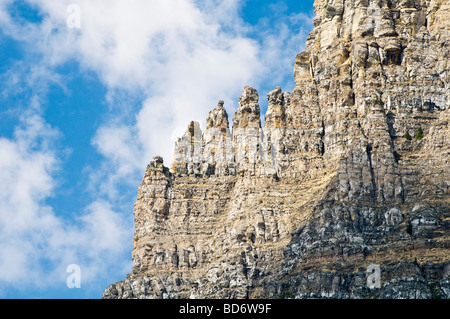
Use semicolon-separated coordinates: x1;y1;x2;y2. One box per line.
104;0;449;299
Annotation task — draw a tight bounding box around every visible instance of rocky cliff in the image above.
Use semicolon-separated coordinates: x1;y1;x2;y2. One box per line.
103;0;450;299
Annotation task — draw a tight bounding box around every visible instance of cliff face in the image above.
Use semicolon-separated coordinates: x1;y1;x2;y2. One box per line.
103;0;450;299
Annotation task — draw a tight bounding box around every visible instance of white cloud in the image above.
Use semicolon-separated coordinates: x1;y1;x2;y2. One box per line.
0;112;133;295
0;115;57;237
90;123;143;199
9;0;265;161
0;114;58;286
2;0;313;164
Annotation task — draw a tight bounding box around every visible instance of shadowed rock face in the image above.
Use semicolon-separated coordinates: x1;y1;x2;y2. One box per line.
103;0;450;299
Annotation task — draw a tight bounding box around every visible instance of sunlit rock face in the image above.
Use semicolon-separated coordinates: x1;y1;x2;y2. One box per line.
103;0;450;299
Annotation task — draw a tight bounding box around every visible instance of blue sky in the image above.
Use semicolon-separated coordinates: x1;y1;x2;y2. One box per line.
0;0;314;299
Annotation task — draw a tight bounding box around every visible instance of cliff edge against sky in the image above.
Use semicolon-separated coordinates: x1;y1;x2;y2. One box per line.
103;0;449;299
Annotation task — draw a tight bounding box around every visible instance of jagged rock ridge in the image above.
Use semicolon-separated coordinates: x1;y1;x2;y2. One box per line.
103;0;450;299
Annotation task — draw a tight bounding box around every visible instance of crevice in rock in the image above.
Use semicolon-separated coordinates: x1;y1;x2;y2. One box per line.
366;143;377;200
320;119;326;156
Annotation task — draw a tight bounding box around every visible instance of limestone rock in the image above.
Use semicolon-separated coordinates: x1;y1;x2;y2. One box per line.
171;121;203;176
104;0;450;299
203;100;234;176
232;86;263;175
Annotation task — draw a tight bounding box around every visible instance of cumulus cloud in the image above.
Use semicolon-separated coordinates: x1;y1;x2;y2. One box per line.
4;0;267;161
2;0;313;164
0;112;132;296
0;115;57;285
0;0;314;296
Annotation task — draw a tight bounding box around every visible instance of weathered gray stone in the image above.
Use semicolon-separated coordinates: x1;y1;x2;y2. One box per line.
103;0;450;299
